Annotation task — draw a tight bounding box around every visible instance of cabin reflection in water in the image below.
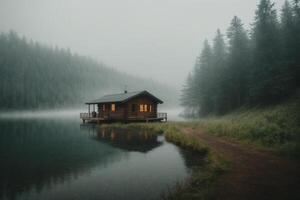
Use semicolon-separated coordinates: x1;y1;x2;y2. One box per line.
81;125;163;153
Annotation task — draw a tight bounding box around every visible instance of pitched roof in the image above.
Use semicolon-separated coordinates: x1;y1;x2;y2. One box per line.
85;90;163;104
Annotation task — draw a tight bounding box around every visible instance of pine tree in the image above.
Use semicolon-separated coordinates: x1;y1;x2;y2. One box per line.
279;1;298;93
292;0;300;86
250;0;281;104
180;73;197;117
197;40;213;115
227;16;250;109
281;1;294;59
211;29;228;113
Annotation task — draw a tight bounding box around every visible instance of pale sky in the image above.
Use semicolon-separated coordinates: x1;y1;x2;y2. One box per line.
0;0;285;88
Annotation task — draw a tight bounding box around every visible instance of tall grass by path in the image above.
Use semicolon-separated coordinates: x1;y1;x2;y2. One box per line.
191;99;300;159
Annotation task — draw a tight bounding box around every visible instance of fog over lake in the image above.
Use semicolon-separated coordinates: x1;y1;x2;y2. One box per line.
0;108;185;121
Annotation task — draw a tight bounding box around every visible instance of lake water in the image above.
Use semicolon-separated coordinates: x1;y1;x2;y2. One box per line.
0;115;198;200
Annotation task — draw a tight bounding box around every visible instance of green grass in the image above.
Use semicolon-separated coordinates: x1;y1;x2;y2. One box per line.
101;122;208;154
190;99;300;159
157;123;208;155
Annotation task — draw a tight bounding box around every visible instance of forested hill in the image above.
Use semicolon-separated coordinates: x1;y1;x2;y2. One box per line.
0;31;177;110
181;0;300;117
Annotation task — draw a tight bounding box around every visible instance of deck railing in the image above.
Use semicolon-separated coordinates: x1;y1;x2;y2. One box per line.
80;112;103;118
157;112;167;121
80;113;90;118
80;112;124;119
80;112;168;121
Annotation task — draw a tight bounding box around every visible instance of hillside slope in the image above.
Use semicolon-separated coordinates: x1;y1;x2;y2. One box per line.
0;31;177;110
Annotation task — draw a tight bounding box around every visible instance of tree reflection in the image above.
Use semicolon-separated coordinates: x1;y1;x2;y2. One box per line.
0;120;121;200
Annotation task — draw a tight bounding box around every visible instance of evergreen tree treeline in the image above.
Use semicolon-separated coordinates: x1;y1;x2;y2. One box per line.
181;0;300;117
0;31;176;110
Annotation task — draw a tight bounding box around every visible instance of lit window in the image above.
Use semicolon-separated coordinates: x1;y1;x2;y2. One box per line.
144;104;148;112
140;104;144;112
103;104;105;111
111;104;116;112
149;105;152;112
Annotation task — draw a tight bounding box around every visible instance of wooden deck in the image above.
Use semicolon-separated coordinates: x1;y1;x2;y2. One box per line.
80;112;167;124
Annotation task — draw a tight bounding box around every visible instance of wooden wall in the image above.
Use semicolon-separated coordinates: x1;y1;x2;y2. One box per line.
126;96;157;119
97;95;159;120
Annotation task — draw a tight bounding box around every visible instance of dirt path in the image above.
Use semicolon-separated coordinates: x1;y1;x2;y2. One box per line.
182;127;300;200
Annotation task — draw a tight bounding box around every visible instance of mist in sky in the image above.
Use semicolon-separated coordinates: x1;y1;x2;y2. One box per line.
0;0;285;88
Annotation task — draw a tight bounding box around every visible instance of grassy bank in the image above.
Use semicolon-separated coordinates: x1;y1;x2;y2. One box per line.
101;123;228;200
190;98;300;159
101;123;208;154
164;152;228;200
151;123;228;199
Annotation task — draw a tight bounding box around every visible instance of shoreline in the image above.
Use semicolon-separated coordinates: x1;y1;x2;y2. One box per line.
101;123;229;200
101;119;299;199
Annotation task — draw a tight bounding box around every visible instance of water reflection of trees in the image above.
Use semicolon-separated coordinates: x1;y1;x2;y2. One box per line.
80;125;163;153
0;120;123;200
0;120;202;200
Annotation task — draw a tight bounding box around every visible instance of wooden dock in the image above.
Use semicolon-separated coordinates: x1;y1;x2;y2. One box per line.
80;112;167;124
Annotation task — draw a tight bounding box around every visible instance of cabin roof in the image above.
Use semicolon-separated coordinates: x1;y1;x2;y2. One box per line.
85;90;163;104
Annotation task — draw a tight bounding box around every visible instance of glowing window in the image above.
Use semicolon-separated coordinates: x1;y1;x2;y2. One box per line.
144;104;148;112
140;104;144;112
149;105;152;112
111;104;116;112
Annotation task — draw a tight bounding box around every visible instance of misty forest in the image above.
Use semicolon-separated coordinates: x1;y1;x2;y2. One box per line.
0;32;176;110
181;0;300;117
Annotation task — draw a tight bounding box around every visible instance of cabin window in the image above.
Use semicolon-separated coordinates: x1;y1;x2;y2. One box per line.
102;104;105;111
139;104;144;112
131;104;136;112
111;104;116;112
149;105;152;112
139;104;149;112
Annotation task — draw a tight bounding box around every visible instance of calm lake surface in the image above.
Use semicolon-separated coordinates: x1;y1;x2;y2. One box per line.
0;114;198;200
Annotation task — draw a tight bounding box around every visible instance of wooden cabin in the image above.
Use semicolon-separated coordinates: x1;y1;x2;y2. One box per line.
80;90;167;123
